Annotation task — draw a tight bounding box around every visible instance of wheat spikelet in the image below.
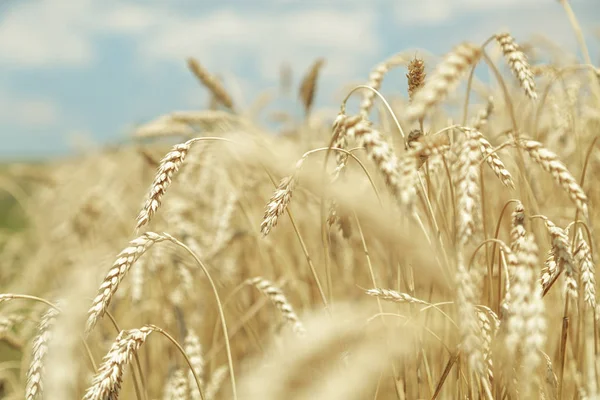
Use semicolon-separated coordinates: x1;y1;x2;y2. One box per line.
187;58;234;110
510;201;526;253
184;329;205;399
136;140;196;229
575;231;596;309
454;134;482;247
247;277;306;336
205;365;228;400
461;126;514;188
365;288;429;305
25;306;59;400
298;58;325;116
495;33;537;100
85;232;167;333
360;53;406;118
83;326;154;400
406;57;426;102
406;43;481;123
519;139;588;218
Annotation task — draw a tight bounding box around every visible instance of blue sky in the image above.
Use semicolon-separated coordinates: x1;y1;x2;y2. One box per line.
0;0;598;160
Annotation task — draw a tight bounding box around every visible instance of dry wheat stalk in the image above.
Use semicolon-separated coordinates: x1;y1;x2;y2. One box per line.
407;57;426;102
184;329;205;399
247;277;306;337
136;140;197;229
360;53;406;118
406;43;481;123
454;134;482;247
519;139;588;218
86;232;167;333
299;58;325;116
83;326;154;400
495;33;537;100
461;127;514;188
575;231;596;309
205;365;228;400
187;58;234;110
365;288;429;305
25;306;59;400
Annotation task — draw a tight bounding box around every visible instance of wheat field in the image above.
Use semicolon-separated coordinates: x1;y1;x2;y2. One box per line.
1;5;600;400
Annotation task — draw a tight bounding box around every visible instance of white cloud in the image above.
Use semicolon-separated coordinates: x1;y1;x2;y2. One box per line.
0;0;97;67
0;95;60;128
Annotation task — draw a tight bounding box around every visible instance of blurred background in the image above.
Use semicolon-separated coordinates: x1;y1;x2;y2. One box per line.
0;0;598;160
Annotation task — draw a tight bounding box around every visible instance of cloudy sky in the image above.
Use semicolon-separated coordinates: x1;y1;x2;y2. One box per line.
0;0;598;159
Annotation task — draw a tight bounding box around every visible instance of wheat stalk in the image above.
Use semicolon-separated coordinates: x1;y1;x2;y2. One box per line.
406;43;481;123
86;232;167;333
495;33;537;100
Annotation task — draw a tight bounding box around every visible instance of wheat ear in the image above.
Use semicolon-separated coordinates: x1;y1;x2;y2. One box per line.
406;43;481;123
454;133;482;247
136;140;198;229
25;306;60;400
184;329;205;399
519;138;588;218
247;277;306;336
299;58;325;116
86;233;167;333
495;33;537;100
83;326;154;400
461;127;514;188
406;56;426;102
187;58;235;110
365;288;429;305
360;53;406;118
575;231;596;309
